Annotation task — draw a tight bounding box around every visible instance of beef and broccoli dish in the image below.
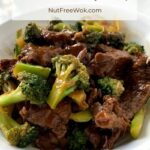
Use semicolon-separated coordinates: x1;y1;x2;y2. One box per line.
0;20;150;150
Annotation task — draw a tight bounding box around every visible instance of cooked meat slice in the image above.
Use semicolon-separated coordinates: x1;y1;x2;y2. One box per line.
92;96;129;129
36;131;67;150
92;96;129;149
18;43;66;67
103;128;125;149
20;101;71;138
96;44;121;53
87;88;101;105
121;82;150;120
90;47;133;78
41;29;74;46
85;125;104;149
121;55;150;119
0;59;16;72
65;43;86;56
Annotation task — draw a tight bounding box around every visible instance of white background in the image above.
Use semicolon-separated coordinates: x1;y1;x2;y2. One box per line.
0;0;150;23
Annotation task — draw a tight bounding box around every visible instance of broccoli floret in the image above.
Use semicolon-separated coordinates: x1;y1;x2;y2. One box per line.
47;55;89;109
0;112;38;147
85;32;125;51
13;62;51;78
68;125;88;150
0;72;50;106
18;126;39;148
74;22;83;31
48;20;63;30
123;42;144;55
85;32;102;51
24;23;42;44
48;20;74;31
0;72;16;115
98;77;125;97
53;22;74;31
0;71;16;93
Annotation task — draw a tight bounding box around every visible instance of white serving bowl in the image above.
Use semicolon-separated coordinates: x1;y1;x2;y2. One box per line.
0;10;150;150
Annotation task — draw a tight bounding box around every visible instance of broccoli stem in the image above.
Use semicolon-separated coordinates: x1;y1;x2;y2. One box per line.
130;106;146;139
0;85;26;106
0;112;19;130
48;78;76;109
70;110;93;122
13;62;51;78
0;112;38;147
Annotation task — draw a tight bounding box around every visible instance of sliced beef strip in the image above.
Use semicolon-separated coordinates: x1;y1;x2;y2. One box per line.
0;59;16;72
20;101;71;139
92;96;129;129
92;96;129;149
19;43;87;67
41;29;74;47
65;43;86;56
18;43;66;67
85;125;105;149
35;130;67;150
90;46;133;78
120;54;150;119
86;88;102;105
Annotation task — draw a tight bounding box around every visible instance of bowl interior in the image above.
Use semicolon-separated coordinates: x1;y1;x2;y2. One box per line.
0;14;150;150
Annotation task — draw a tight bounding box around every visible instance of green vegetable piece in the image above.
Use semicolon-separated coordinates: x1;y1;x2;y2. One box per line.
14;45;21;58
0;112;38;147
130;106;146;139
13;62;51;78
74;22;83;31
123;42;144;55
0;71;16;93
98;77;124;97
24;23;42;44
17;126;39;148
16;29;23;39
47;55;89;109
0;72;50;106
53;22;73;31
69;90;88;110
82;24;104;33
68;126;88;150
70;110;92;122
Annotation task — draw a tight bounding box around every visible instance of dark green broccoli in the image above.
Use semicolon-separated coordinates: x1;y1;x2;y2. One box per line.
73;21;83;31
123;42;144;55
24;23;42;44
0;72;50;106
14;44;21;58
68;125;88;150
85;32;102;51
47;55;89;109
13;62;51;78
85;32;125;51
102;32;125;49
48;20;63;30
0;112;38;147
98;77;125;97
